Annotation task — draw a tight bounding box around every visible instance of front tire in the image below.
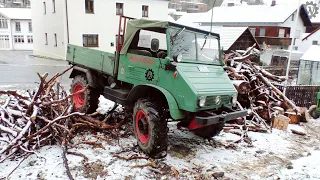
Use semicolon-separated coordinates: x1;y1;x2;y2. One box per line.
309;105;319;119
133;98;167;158
70;75;100;113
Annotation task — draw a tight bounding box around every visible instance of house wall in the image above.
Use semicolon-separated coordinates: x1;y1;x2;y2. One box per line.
31;0;67;59
297;30;320;53
0;16;12;50
31;0;168;60
67;0;169;53
282;11;306;39
11;19;33;50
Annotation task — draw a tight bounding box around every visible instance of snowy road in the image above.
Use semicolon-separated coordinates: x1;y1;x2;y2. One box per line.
0;51;71;90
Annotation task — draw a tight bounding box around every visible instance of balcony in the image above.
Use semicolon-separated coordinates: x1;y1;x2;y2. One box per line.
255;36;292;46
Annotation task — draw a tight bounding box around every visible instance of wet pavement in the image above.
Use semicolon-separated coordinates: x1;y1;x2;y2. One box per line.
0;50;72;90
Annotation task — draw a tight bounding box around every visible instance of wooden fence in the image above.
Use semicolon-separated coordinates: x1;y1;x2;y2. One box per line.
276;86;320;108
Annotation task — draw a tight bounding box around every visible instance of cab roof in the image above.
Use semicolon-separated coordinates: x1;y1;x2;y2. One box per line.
120;18;220;54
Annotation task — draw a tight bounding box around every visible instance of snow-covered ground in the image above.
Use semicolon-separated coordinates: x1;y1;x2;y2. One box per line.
0;97;320;180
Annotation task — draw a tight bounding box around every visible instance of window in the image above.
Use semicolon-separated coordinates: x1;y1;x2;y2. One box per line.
0;15;8;29
313;40;318;45
83;34;99;47
45;33;48;45
85;0;94;13
27;36;33;43
249;28;256;36
142;5;148;17
54;33;57;46
52;0;56;13
28;22;32;33
116;3;123;15
15;22;21;32
43;2;46;14
279;28;285;38
259;28;266;36
14;35;24;43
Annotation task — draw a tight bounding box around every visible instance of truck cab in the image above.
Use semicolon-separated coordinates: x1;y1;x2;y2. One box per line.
67;16;248;157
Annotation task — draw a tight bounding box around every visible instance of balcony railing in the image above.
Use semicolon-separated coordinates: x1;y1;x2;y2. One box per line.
255;36;292;46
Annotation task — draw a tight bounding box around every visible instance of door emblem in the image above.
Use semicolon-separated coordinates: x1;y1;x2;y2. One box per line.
145;69;154;81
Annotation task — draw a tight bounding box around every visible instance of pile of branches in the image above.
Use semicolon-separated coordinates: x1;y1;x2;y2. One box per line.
223;44;300;132
0;66;125;179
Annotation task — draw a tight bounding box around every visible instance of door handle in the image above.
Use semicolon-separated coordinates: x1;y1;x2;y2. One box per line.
128;65;135;69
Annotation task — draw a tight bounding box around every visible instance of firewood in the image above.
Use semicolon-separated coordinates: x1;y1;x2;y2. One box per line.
272;115;290;131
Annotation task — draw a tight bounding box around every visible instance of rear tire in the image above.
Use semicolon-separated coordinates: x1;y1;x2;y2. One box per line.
193;123;224;138
309;105;319;119
70;75;100;113
133;98;167;158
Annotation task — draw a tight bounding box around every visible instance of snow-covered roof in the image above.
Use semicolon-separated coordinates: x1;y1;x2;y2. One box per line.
176;12;204;26
300;45;320;61
196;5;310;25
0;8;31;20
168;15;175;22
303;27;320;41
196;26;257;50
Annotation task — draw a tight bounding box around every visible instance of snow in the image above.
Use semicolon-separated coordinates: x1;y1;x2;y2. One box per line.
1;96;320;179
300;45;320;62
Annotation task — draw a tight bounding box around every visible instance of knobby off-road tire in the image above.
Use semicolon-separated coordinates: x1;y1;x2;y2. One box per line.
308;105;319;119
193;123;224;139
70;75;100;113
133;98;168;158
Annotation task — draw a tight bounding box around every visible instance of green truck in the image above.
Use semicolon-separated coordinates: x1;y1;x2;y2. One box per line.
309;92;320;119
66;16;248;157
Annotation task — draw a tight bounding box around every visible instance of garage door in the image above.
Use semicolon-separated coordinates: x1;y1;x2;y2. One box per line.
0;35;10;49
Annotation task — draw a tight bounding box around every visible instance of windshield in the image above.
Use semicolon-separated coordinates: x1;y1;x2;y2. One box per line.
169;27;220;64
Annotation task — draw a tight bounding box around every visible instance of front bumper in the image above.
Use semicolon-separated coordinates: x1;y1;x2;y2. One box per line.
195;110;248;126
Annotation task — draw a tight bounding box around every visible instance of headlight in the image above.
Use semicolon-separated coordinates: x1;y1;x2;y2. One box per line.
232;94;237;105
215;96;221;105
198;96;206;107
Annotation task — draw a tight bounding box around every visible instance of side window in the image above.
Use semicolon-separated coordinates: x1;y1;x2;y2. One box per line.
128;29;167;58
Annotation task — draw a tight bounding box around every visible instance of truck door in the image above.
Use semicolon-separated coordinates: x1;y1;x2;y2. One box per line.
117;29;167;85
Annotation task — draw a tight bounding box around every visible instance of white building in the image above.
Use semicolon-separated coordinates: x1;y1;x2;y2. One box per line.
31;0;169;60
0;8;32;50
297;27;320;53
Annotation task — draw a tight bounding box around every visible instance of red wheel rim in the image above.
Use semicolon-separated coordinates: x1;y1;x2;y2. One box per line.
72;84;85;109
135;110;149;144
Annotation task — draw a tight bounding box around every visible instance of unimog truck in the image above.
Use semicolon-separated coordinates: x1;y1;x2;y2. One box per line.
66;16;248;157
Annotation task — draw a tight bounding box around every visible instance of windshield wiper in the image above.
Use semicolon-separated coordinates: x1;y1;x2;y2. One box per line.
200;35;207;50
170;27;185;42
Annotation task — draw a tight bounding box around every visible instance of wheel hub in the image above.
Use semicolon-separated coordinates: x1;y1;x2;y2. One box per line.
138;118;148;135
135;110;149;144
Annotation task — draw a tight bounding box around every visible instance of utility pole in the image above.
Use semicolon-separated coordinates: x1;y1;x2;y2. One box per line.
283;0;301;94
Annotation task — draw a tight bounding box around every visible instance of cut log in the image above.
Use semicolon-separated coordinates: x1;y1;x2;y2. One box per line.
271;115;290;131
285;112;300;124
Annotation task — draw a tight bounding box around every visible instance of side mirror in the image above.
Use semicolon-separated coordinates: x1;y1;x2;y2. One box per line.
150;38;159;52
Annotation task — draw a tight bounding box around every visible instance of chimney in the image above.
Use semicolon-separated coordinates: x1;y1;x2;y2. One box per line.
228;3;235;6
271;0;276;6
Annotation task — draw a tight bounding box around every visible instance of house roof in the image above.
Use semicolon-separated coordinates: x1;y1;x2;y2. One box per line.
300;45;320;62
303;27;320;41
195;5;311;26
195;26;260;50
168;15;175;22
176;12;203;26
0;8;31;20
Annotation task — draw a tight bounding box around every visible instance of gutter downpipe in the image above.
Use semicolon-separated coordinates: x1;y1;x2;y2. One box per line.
284;0;301;94
65;0;69;43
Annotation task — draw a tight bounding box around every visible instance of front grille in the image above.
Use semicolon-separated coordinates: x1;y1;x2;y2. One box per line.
205;95;230;106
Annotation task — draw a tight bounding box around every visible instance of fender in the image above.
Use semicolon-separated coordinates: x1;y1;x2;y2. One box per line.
69;66;97;88
128;84;185;120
